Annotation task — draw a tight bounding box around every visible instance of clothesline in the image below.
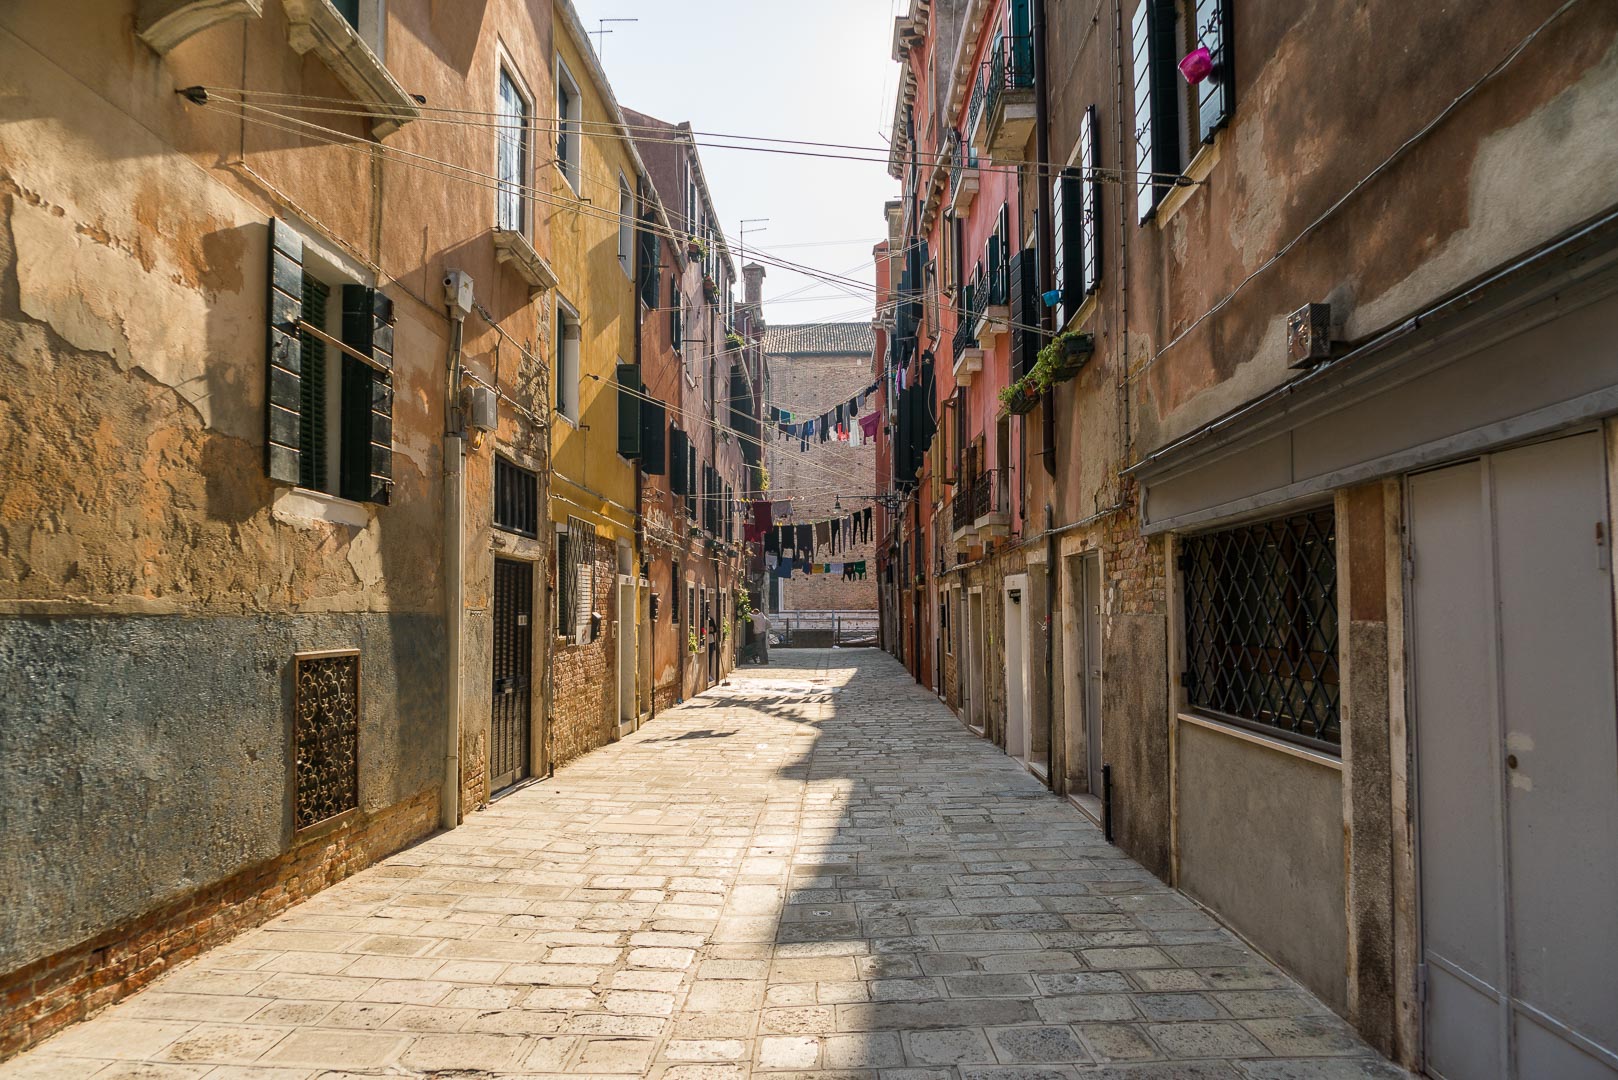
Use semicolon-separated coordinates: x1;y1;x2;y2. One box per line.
769;380;883;450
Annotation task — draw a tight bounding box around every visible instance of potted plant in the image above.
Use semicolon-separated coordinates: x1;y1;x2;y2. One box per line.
997;374;1041;415
687;236;705;261
1033;330;1094;387
703;275;719;303
726;331;745;350
688;630;700;653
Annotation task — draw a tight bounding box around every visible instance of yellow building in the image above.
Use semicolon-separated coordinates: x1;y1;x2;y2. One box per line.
544;0;652;759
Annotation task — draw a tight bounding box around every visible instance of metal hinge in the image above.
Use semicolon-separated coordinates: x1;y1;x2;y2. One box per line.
1175;553;1190;573
1179;671;1196;691
1416;962;1429;1006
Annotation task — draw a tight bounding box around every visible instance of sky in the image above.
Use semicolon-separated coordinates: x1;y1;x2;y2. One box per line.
573;0;899;326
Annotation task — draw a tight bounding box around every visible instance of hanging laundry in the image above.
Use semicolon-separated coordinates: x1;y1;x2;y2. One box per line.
766;554;778;568
815;521;831;553
797;523;813;556
831;518;840;552
859;412;881;440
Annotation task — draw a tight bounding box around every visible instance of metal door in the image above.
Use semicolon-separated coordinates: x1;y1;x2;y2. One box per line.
1080;553;1104;795
491;558;533;792
1409;432;1618;1080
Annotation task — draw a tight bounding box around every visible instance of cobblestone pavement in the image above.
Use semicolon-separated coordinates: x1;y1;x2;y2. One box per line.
3;649;1407;1080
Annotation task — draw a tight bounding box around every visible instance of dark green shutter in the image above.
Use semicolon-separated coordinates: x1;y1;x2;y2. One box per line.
1134;0;1182;223
669;426;688;493
637;216;660;310
687;443;697;520
669;277;682;351
1008;250;1041;380
1079;104;1102;297
298;276;329;490
641;400;667;474
1195;0;1232;143
266;218;304;484
339;285;395;504
616;362;642;459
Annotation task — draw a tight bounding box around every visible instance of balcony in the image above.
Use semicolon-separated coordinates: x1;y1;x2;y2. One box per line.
951;308;983;385
951;484;976;542
968;36;1036;158
948;138;979;215
972;266;1009;346
969;467;1010;537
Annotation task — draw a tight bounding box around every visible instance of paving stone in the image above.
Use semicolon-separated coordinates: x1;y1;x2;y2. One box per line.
6;653;1398;1080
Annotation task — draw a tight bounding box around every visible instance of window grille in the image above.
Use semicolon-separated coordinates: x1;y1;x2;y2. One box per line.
558;515;594;645
1181;508;1340;749
293;650;360;830
494;456;539;537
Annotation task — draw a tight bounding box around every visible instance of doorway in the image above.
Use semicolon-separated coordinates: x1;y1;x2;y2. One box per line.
1408;431;1618;1079
1004;574;1030;763
1078;553;1103;795
967;588;986;734
617;575;637;733
490;558;533;792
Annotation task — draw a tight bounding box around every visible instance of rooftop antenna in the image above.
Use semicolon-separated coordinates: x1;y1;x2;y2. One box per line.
587;18;638;61
739;218;769;266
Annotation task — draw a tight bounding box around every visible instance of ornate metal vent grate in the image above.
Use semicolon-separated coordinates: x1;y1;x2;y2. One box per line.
1181;508;1340;749
294;650;360;830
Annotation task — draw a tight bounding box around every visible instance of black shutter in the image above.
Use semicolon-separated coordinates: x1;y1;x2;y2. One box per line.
1008;250;1040;379
637;216;660;310
641;399;667;474
1133;0;1181;223
339;285;395;504
1079;104;1103;298
669;277;682;351
669;426;688;493
616;362;642;459
266;219;304;484
1195;0;1232;143
687;442;697;519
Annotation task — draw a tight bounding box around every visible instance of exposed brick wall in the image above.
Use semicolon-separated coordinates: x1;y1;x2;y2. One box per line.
766;351;878;612
551;533;618;768
1101;482;1164;616
0;787;438;1062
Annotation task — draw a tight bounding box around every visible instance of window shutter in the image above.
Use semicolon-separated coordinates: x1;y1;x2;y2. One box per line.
637;216;660;310
640;399;667;475
1008;250;1040;379
1050;168;1068;317
1079;104;1103;298
575;561;593;644
298;276;330;490
339;285;395;504
1134;0;1182;223
266;219;304;484
669;426;688;493
669;277;682;351
1195;0;1232;143
687;442;697;519
616;362;642;459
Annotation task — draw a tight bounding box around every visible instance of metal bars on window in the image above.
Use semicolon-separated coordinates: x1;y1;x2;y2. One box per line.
1181;508;1341;749
494;456;539;537
293;650;360;831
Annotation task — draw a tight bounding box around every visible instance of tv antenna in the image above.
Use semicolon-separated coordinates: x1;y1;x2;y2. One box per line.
588;18;638;60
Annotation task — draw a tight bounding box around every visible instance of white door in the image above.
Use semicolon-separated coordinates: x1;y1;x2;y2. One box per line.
1409;431;1618;1080
617;577;637;731
1079;553;1104;795
968;590;986;733
1005;576;1029;762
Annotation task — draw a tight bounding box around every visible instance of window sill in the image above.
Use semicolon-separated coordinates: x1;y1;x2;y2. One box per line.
1057;291;1098;337
137;0;263;55
1154;134;1222;228
553;163;583;198
282;0;419;138
1176;711;1342;771
273;487;372;528
492;228;557;292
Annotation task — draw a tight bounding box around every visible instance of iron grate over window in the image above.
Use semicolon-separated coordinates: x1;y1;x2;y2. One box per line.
293;650;360;830
1181;507;1341;750
494;456;539;537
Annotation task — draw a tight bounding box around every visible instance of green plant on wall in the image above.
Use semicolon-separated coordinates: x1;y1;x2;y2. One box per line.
1030;330;1094;392
726;331;745;350
736;586;753;624
688;630;700;653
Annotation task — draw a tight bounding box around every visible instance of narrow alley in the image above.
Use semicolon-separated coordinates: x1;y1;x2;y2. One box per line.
3;650;1402;1080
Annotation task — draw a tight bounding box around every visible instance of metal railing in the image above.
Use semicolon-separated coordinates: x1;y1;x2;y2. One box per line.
952;482;975;532
968;467;1006;522
968;36;1034;143
770;609;880;648
949;136;978;198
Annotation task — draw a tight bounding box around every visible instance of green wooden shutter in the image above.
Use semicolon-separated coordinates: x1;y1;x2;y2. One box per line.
339;285;395;504
687;443;697;520
1008;250;1039;379
669;426;688;493
616;362;642;459
1196;0;1232;143
298;276;329;490
266;218;304;484
640;399;667;475
637;215;660;310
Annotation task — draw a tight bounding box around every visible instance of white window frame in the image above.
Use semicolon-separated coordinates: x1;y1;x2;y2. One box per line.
617;173;634;277
554;295;581;425
293;230;372;501
554;57;583;196
495;54;533;237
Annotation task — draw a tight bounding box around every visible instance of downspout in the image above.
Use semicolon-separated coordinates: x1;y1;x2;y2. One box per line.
442;307;467;831
634;183;648;721
1034;0;1056;476
1045;501;1057;791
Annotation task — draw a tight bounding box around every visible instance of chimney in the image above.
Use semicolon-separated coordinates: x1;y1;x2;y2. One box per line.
742;263;766;326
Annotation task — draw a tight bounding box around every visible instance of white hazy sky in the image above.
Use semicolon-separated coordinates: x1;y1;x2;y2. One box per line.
573;0;899;325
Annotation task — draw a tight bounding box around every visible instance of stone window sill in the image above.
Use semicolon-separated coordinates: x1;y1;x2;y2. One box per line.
493;229;558;292
1155;134;1223;228
273;487;373;528
282;0;419;138
137;0;264;55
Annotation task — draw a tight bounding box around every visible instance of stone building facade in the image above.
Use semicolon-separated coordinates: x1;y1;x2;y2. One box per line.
763;323;880;614
877;0;1618;1072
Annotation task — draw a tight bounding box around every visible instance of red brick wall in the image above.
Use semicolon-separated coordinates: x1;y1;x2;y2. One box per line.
550;532;619;768
0;787;439;1062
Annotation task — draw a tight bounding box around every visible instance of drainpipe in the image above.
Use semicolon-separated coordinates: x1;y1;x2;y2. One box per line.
442;307;467;831
1044;501;1057;791
1035;0;1057;476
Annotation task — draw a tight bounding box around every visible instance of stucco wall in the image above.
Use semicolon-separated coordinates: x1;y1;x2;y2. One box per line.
1176;721;1349;1012
0;611;442;973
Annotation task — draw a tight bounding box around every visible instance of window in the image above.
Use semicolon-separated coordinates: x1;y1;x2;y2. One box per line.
617;175;634;275
1134;0;1232;222
265;218;394;503
554;298;580;423
555;59;581;194
687;581;697;648
557;516;594;645
1052;105;1103;326
672;562;681;622
494;456;539;536
329;0;385;58
669;276;683;352
496;67;530;234
1181;507;1340;750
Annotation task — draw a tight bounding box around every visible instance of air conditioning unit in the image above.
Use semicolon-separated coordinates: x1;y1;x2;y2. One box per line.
462;385;497;432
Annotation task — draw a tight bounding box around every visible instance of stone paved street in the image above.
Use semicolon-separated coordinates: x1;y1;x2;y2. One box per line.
1;650;1405;1079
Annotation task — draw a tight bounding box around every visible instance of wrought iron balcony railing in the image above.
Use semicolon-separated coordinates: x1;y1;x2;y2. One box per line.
968;467;1006;524
952;482;975;533
948;136;978;198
